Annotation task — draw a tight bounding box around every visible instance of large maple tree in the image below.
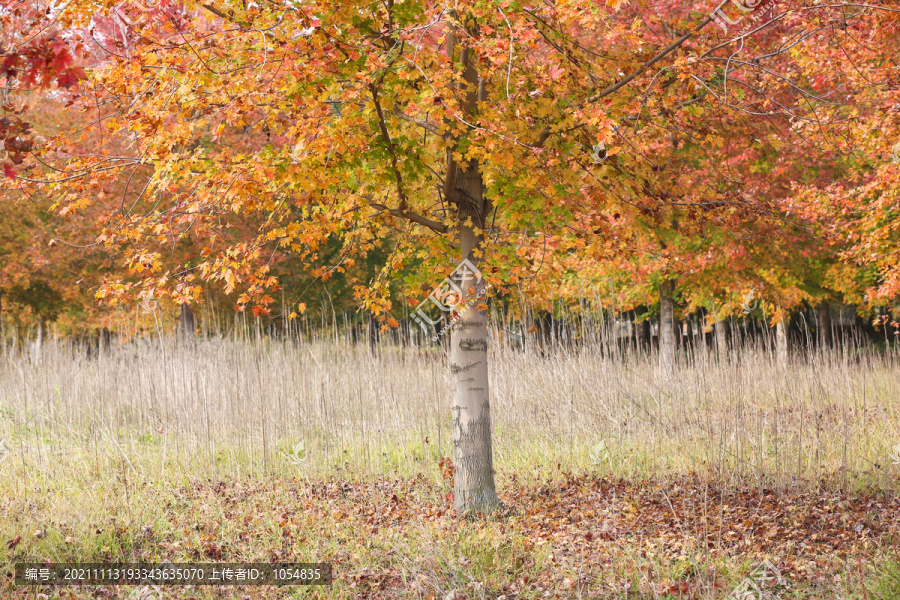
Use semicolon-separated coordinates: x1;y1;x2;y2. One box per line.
11;0;899;511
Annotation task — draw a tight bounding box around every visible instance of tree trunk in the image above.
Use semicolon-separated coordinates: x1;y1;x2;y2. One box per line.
712;301;728;361
716;317;727;359
818;303;831;348
180;304;196;340
659;280;676;376
446;28;499;513
235;310;246;340
449;224;498;513
100;327;112;352
34;315;45;360
640;317;651;353
776;313;789;366
366;311;378;353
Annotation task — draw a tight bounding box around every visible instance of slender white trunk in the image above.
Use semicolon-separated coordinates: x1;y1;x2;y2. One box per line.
449;265;497;511
716;319;727;359
449;203;499;513
442;23;499;513
34;316;45;361
776;314;789;366
659;280;676;376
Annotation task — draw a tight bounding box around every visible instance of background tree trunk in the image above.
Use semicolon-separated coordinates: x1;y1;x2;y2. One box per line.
180;304;196;340
776;314;790;366
640;317;651;354
100;327;111;352
34;315;45;361
659;280;676;376
712;301;728;361
366;311;378;353
818;303;831;348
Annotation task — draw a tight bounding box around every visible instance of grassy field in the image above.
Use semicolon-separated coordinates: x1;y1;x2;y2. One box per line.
2;332;900;598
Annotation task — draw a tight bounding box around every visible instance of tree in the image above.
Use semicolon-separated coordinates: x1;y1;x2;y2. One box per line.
15;0;899;512
1;0;85;178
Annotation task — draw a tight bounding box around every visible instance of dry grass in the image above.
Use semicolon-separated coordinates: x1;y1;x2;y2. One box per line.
1;329;900;598
2;330;898;488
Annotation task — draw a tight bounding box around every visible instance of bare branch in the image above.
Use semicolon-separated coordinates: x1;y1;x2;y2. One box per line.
532;6;724;147
393;108;440;135
369;82;409;211
580;9;720;106
369;202;448;234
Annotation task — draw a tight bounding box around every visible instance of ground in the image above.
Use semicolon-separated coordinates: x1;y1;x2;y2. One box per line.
2;340;900;598
3;471;900;599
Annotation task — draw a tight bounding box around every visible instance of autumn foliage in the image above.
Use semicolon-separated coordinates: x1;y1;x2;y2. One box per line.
0;0;896;333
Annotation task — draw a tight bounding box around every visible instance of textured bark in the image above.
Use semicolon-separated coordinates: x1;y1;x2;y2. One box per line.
447;25;499;513
659;280;676;376
449;169;499;513
776;314;789;366
818;303;831;348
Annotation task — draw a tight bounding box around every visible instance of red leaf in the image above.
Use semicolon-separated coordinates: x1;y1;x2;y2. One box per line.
56;68;84;89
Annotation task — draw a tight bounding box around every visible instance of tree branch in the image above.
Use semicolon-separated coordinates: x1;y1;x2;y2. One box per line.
367;85;448;234
393;108;440;135
369;82;409;211
581;11;718;106
369;202;448;234
532;7;722;148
